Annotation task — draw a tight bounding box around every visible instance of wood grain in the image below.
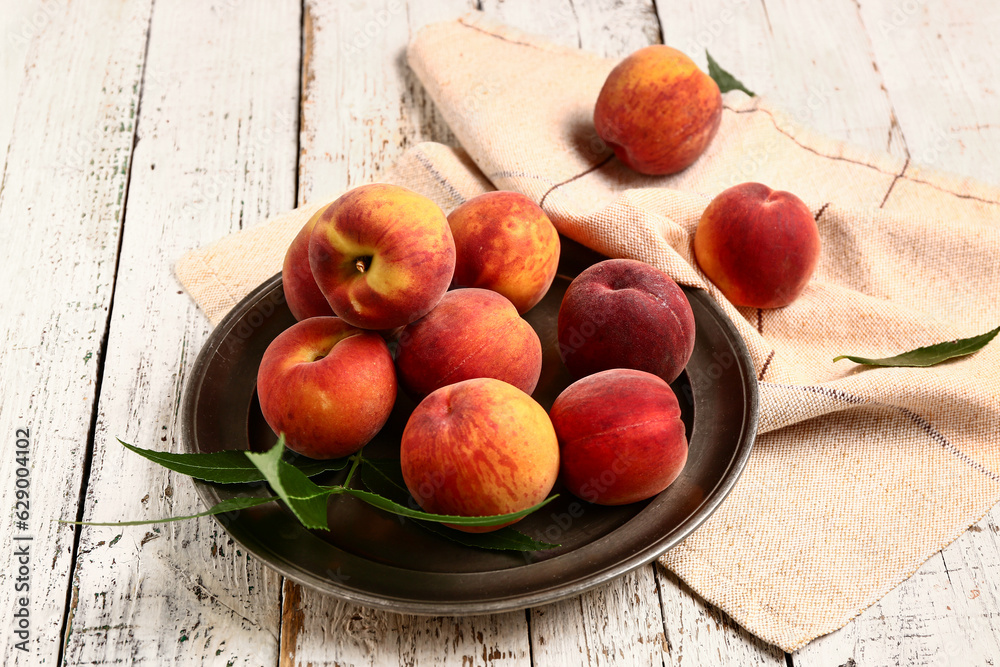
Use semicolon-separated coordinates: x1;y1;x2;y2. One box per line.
0;1;997;664
0;1;152;662
0;0;42;180
60;1;300;664
296;0;471;206
655;0;908;158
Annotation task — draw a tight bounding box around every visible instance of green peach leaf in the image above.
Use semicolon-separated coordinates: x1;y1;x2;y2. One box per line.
59;495;276;526
244;436;333;530
359;459;559;551
833;326;1000;367
341;486;557;527
706;50;755;96
119;438;349;484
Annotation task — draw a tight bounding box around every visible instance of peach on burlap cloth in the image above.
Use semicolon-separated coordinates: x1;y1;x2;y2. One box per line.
174;14;1000;651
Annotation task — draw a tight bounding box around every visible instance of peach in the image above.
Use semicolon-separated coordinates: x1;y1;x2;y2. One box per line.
448;191;560;314
594;45;722;175
550;369;687;505
309;183;456;330
400;378;559;533
256;317;396;459
557;258;695;383
395;288;542;399
694;182;821;308
282;212;335;320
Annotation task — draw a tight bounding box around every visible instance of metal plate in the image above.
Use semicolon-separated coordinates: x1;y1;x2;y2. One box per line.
180;238;758;614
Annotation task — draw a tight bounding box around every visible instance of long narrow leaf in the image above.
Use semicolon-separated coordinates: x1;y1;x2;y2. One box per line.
341;486;558;527
833;326;999;367
59;495;276;526
359;459;560;549
119;439;348;483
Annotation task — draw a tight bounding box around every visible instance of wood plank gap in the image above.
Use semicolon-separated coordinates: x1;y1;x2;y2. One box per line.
293;0;306;209
54;2;156;663
651;564;671;666
275;3;307;662
649;0;665;44
53;0;156;665
524;607;535;667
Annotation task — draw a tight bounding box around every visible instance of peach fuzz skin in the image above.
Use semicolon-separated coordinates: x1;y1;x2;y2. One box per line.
557;258;695;383
448;191;560;314
308;183;456;330
395;288;542;400
594;45;722;175
282;212;335;321
550;369;688;506
256;317;397;460
694;182;821;309
400;378;559;533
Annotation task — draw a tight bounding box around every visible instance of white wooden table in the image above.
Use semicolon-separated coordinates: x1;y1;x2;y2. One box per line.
1;1;998;664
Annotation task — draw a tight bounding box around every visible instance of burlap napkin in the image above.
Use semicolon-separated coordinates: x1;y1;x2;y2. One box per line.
175;14;1000;651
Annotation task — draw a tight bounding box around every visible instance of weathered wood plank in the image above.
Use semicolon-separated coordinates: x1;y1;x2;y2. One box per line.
61;1;300;664
296;0;470;205
655;0;907;158
657;570;786;666
794;2;1000;663
479;0;662;56
281;2;536;664
0;0;43;178
854;0;1000;184
0;1;152;662
529;566;669;666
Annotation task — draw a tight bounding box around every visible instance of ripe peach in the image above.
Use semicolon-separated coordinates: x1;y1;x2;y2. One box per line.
594;45;722;175
448;191;560;314
282;213;335;320
400;378;559;533
550;369;687;505
694;182;821;308
308;183;456;330
256;317;396;459
395;288;542;399
557;258;695;383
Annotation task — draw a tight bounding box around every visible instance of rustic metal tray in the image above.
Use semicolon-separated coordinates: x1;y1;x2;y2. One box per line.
180;239;758;614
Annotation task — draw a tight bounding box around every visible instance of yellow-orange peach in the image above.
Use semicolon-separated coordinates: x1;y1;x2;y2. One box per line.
400;378;559;533
594;46;721;175
448;191;560;314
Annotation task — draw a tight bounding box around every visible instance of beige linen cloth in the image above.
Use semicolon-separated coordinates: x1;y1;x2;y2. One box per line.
175;14;1000;651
